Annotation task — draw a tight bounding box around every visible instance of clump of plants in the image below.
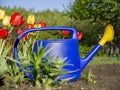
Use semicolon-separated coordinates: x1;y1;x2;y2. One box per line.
2;61;25;89
18;42;69;90
0;41;25;90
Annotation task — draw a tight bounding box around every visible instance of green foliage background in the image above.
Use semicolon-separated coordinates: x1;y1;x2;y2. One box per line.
69;0;120;57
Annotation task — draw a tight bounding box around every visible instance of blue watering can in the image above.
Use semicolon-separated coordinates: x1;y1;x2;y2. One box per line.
14;24;114;82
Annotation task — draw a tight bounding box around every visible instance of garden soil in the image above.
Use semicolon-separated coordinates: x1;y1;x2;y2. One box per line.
0;64;120;90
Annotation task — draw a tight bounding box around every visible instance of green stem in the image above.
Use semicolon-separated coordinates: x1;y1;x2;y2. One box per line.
9;27;14;33
0;39;6;55
0;39;2;47
32;33;39;50
6;57;21;64
34;63;42;86
0;21;2;27
63;36;65;39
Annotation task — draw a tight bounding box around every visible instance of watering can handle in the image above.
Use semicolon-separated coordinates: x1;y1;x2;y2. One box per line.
13;27;78;66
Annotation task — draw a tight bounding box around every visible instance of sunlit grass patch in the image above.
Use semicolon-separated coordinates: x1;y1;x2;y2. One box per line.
89;56;120;65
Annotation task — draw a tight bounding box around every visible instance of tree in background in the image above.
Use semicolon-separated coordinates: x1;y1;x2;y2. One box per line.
69;0;120;23
68;0;120;56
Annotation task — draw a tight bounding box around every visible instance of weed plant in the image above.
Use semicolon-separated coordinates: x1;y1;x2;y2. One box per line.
80;69;96;85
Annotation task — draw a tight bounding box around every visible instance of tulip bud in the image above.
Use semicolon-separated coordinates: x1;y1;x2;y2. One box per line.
62;30;70;36
77;32;83;40
26;24;33;29
0;27;9;39
38;21;46;28
27;15;35;25
2;16;11;26
32;23;37;28
16;28;23;34
23;34;28;40
0;9;5;20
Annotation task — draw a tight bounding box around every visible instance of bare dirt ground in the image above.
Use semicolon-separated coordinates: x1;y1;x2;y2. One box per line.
0;64;120;90
62;64;120;90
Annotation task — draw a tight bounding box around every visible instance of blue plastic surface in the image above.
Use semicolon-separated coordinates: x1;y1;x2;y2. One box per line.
13;27;102;82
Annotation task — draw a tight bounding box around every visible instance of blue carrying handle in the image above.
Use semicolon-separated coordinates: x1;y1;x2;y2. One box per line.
13;27;78;80
14;27;78;60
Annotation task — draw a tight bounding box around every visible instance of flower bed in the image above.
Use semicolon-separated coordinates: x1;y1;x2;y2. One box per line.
0;9;83;90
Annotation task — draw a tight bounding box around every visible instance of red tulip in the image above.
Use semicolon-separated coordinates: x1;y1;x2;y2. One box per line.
10;12;25;27
16;28;23;34
77;31;83;40
23;34;28;40
38;21;46;28
0;27;9;39
26;24;34;29
16;28;28;40
62;30;70;36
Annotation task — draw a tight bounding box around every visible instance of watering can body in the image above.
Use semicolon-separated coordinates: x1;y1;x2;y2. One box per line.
33;38;81;81
14;24;114;82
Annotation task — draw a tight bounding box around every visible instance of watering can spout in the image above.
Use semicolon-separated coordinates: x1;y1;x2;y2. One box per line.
98;24;114;46
81;24;114;71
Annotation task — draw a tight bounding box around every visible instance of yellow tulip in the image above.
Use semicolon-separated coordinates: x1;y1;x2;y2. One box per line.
33;23;38;28
27;15;35;24
29;23;37;35
0;9;5;20
2;16;11;26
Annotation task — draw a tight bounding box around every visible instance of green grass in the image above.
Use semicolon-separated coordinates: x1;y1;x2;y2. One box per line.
88;56;120;65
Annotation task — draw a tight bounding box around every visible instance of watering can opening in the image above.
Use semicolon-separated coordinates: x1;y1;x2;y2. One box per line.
30;29;73;40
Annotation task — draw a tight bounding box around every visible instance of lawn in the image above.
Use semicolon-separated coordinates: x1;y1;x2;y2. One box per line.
89;56;120;65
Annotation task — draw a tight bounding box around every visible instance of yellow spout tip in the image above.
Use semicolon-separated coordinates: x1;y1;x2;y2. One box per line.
99;24;114;46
